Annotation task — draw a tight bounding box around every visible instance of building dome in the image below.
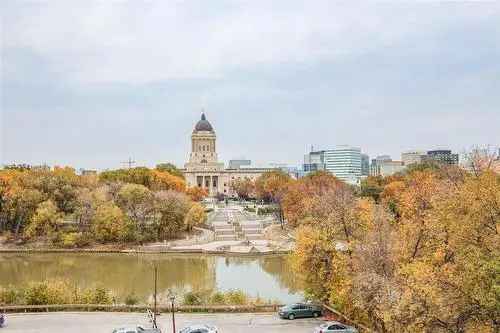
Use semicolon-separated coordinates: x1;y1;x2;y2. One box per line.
194;113;214;132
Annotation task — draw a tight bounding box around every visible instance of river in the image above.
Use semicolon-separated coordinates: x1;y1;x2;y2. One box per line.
0;253;302;304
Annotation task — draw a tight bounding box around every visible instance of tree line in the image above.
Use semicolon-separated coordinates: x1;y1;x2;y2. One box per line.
232;161;498;332
0;164;208;247
277;164;498;332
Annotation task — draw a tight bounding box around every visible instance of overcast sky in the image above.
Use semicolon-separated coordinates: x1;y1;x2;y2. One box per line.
1;1;499;170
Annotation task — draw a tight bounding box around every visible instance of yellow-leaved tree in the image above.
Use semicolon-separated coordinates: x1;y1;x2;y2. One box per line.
184;203;207;232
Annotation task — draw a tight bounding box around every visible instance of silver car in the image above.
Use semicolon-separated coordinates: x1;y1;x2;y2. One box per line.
179;324;218;333
314;321;358;333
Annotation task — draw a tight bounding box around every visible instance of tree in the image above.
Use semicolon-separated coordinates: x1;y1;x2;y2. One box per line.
254;170;290;203
91;202;128;242
282;171;341;227
291;224;350;306
184;203;207;232
230;177;255;200
116;183;153;236
156;163;185;179
150;170;186;192
255;170;291;228
359;176;384;202
153;191;191;240
25;200;63;239
5;188;44;237
391;171;500;332
186;187;208;202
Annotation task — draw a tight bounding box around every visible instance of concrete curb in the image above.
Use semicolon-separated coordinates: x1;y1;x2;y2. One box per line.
1;304;285;314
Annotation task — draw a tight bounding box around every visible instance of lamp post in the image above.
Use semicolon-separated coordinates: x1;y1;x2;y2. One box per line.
168;289;176;333
154;265;158;314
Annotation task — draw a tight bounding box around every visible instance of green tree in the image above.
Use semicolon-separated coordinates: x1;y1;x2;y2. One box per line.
25;200;63;239
116;183;153;237
156;163;185;179
91;202;128;242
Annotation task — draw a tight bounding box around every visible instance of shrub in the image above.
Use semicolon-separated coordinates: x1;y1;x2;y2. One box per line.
209;291;226;305
25;280;70;305
244;207;256;213
80;287;112;304
124;293;139;305
257;207;279;215
61;232;78;248
0;286;22;305
224;289;247;305
182;291;204;305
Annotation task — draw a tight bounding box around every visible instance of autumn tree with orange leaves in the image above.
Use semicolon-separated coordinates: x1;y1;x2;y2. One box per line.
0;164;205;246
289;164;499;332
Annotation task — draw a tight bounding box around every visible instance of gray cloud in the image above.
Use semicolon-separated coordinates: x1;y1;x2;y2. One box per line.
1;1;499;169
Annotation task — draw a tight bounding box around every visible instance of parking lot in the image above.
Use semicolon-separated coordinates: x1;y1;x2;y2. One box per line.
1;312;325;333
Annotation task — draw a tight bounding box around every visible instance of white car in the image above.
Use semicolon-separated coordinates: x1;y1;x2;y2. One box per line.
112;325;161;333
314;321;358;333
179;324;218;333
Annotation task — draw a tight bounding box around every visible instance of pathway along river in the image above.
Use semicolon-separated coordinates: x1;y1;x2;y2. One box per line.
0;253;302;304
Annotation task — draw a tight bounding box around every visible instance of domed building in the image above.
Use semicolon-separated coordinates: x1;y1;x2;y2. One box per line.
184;113;275;196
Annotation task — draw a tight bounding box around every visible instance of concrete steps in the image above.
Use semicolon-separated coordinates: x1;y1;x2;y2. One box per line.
215;235;237;241
245;234;264;240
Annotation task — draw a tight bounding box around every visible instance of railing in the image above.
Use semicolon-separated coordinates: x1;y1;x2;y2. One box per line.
322;304;374;333
1;303;284;313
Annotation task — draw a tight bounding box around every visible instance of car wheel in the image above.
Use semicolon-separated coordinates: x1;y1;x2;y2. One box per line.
313;312;320;318
288;313;295;320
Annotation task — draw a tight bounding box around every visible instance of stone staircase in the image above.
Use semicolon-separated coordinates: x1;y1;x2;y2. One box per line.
214;223;237;241
240;221;264;240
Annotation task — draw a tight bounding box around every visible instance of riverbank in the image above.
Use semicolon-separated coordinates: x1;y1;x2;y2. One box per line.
0;237;291;256
0;246;290;256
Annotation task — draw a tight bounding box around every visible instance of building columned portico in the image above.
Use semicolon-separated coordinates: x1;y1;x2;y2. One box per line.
183;113;274;197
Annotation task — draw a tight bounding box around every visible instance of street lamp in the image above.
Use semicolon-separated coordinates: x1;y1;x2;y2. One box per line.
168;289;176;333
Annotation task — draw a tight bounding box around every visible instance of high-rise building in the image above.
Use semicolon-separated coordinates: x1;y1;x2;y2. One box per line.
370;155;391;176
361;154;370;176
370;155;405;177
228;159;251;169
303;150;326;173
324;146;361;185
401;150;425;166
425;150;459;165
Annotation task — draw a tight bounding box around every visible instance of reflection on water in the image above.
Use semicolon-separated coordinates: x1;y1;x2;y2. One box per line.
0;253;301;303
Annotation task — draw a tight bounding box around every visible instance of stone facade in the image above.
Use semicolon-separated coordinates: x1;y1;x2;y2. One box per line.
183;114;274;197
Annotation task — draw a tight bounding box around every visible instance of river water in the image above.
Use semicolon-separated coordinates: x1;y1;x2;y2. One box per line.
0;253;302;304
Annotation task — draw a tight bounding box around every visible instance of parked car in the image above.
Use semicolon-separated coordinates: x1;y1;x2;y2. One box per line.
112;325;161;333
278;303;323;320
313;321;358;333
179;324;218;333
